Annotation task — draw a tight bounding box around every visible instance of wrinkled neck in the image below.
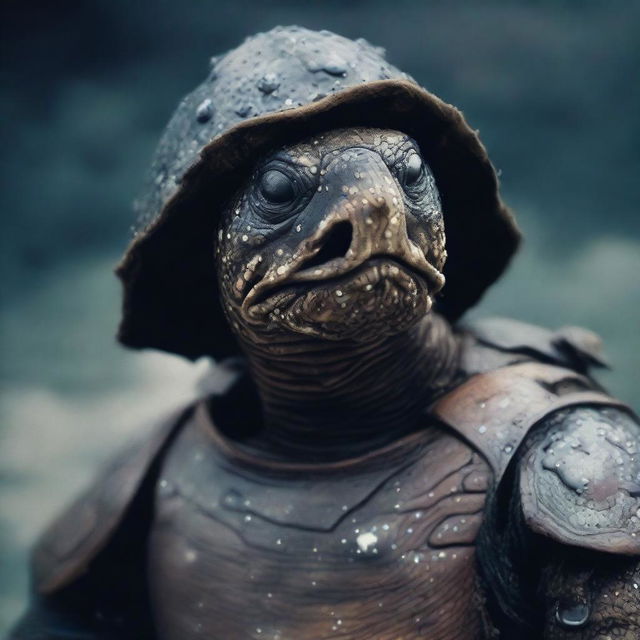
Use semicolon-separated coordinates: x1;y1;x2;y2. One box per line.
239;313;461;461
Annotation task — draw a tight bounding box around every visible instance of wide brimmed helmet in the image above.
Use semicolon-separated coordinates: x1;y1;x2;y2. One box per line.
117;26;520;360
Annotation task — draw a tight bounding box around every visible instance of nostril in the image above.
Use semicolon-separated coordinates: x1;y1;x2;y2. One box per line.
300;221;353;270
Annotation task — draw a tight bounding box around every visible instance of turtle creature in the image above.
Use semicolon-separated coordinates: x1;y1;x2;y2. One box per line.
9;26;640;640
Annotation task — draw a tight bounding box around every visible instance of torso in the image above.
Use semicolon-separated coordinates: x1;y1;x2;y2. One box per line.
148;402;493;640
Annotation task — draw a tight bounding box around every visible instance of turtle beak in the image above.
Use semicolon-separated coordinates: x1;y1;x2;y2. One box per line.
288;194;444;291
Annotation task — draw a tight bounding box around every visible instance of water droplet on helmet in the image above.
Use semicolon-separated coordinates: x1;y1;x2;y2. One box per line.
196;98;213;123
257;73;280;94
322;63;347;77
234;104;252;118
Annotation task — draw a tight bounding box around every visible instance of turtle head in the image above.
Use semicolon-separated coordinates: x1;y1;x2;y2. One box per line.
217;127;446;346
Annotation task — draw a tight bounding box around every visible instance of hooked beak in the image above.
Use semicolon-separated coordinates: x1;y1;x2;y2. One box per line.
243;193;445;317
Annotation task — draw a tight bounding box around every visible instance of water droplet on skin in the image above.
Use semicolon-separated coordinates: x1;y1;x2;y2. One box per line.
556;602;590;628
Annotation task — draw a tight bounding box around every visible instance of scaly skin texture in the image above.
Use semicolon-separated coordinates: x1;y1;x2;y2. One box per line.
541;549;640;639
215;127;459;461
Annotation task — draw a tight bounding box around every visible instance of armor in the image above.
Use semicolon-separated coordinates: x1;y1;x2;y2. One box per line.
8;26;639;640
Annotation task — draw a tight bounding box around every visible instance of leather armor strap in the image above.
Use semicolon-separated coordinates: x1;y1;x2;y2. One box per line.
431;362;631;482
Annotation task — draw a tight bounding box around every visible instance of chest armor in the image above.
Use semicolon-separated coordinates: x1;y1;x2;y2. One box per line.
147;362;620;640
148;403;490;640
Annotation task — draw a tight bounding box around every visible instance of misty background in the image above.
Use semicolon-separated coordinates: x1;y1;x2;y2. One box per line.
1;0;639;632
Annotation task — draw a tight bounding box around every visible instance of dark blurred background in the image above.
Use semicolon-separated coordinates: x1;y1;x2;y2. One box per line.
1;0;638;631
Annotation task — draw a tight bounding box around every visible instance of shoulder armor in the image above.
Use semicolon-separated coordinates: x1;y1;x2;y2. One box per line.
520;406;640;555
32;357;241;596
432;361;627;483
466;316;608;371
32;406;189;596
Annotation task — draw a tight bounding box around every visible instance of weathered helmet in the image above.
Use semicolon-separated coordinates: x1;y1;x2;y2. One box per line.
117;26;520;360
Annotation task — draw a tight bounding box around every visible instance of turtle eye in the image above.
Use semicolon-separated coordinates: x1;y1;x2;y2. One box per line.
403;154;424;187
260;170;296;204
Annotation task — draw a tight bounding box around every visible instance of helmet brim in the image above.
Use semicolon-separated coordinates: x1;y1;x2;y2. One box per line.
117;79;520;360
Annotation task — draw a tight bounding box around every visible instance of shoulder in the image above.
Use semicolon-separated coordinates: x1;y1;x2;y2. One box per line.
519;404;640;555
461;315;608;374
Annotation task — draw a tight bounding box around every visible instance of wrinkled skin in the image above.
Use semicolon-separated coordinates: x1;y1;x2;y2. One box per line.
212;127;460;463
216;127;446;347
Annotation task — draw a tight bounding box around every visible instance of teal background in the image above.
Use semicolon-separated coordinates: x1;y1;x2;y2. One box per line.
1;0;639;632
